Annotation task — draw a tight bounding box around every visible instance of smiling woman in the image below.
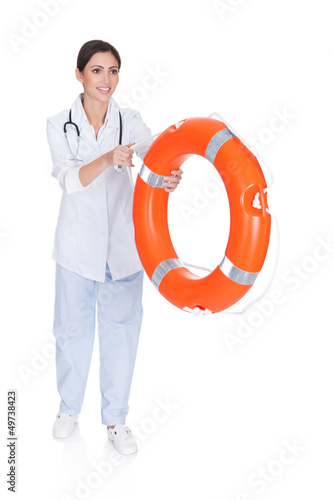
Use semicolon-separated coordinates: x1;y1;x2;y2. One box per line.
75;42;121;134
46;39;183;455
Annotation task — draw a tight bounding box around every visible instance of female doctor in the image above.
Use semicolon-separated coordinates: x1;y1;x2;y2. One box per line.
46;40;182;454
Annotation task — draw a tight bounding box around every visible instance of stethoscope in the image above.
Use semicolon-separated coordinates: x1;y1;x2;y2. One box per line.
63;108;125;172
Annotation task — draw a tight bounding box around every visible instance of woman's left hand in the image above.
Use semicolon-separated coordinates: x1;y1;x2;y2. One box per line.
162;169;183;193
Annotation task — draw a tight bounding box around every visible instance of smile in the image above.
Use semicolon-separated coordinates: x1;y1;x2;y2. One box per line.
97;87;111;94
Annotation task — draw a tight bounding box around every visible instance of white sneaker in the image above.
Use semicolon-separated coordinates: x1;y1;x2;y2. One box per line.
107;425;138;455
53;412;79;438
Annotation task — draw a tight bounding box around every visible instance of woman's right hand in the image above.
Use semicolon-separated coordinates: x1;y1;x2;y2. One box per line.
78;143;135;188
106;143;135;168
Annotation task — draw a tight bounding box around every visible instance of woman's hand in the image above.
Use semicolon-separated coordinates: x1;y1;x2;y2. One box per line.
162;169;183;193
106;143;135;168
79;145;134;188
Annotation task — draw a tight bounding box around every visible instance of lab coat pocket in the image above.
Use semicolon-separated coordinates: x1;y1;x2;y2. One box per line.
125;219;142;264
110;212;142;271
123;220;143;271
52;218;78;268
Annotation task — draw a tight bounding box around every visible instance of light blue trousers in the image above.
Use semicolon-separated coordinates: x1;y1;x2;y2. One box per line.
53;262;144;425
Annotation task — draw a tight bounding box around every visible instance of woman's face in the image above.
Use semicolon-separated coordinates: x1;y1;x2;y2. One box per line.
76;51;119;103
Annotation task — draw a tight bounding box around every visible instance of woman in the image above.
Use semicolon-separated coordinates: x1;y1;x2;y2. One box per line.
46;40;182;454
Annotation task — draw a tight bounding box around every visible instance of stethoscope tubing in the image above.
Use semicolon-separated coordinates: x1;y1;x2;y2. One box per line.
64;108;124;171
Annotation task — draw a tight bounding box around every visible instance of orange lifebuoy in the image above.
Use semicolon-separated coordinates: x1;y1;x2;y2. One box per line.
133;117;271;314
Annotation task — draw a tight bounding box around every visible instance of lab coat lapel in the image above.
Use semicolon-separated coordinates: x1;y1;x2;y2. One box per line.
70;94;120;155
79;124;101;154
70;95;99;154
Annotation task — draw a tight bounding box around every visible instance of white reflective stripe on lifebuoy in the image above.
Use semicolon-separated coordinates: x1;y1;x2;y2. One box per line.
151;258;184;289
139;163;165;188
219;256;258;285
205;128;235;164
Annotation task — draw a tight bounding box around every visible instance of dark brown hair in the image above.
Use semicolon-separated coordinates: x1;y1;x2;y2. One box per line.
76;40;121;72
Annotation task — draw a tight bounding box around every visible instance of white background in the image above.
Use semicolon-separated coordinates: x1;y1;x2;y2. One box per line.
1;0;333;499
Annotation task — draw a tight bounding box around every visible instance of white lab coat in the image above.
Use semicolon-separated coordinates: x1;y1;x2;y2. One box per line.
46;93;152;282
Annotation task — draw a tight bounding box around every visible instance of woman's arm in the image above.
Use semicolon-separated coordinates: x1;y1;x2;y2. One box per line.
46;118;134;193
78;144;134;187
